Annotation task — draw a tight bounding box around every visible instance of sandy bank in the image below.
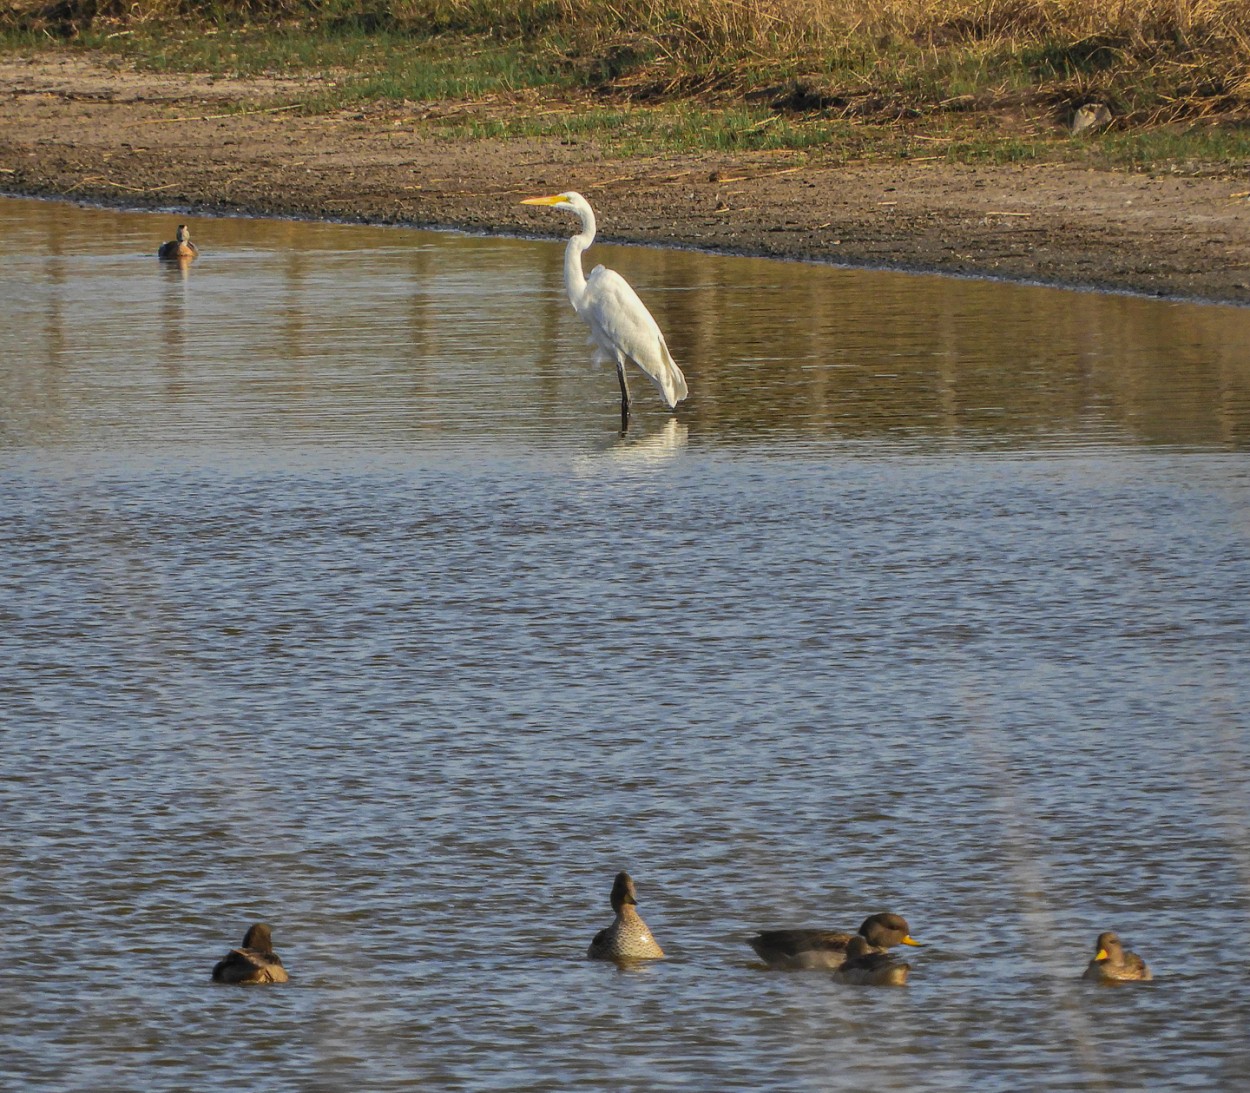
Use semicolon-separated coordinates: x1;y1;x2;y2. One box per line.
3;53;1249;304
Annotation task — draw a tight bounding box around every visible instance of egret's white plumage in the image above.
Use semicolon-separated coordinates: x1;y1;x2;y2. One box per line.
521;191;688;414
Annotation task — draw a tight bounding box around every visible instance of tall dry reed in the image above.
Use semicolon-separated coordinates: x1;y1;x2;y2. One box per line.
7;0;1248;119
13;0;1250;49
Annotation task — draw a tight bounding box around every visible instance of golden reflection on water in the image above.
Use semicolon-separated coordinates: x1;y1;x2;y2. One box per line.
642;248;1250;449
1;194;1248;453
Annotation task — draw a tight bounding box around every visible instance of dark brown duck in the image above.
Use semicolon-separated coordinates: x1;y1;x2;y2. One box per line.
158;224;198;260
749;911;922;970
1082;931;1152;982
211;922;290;985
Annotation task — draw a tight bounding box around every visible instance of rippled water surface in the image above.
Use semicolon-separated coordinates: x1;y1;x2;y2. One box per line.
3;196;1250;1090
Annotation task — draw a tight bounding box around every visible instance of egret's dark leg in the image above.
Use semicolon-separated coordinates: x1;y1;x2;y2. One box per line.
616;360;631;427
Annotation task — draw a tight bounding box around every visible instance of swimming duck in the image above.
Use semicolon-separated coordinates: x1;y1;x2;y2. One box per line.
158;224;198;260
749;911;921;970
587;871;665;961
834;934;911;986
1082;931;1152;982
211;922;290;984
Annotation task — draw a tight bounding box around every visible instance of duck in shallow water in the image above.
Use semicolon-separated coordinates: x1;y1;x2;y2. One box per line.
1082;931;1152;982
211;923;290;984
158;224;198;260
834;934;911;986
587;871;665;961
748;911;922;970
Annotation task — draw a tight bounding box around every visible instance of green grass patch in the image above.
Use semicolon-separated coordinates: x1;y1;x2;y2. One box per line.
59;25;574;100
429;102;862;156
1094;124;1250;171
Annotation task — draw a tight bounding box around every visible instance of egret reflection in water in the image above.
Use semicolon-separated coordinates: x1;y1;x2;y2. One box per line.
575;418;689;473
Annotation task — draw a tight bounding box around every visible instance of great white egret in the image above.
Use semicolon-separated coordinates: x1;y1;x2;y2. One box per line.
158;224;198;260
521;192;688;420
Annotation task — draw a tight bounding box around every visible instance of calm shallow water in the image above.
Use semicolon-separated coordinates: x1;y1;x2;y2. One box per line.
2;195;1250;1090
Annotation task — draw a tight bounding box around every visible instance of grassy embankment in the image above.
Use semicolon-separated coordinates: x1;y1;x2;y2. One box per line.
4;0;1250;169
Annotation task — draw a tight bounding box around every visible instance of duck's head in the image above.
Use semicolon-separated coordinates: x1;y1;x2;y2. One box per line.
860;912;922;948
609;871;639;911
844;935;875;960
1092;931;1123;963
241;922;276;952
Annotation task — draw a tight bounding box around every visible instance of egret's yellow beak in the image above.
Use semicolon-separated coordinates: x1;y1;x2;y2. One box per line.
1094;947;1109;962
902;935;922;947
521;194;564;206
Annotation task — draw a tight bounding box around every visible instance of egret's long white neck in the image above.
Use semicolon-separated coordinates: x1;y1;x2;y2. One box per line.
563;201;596;310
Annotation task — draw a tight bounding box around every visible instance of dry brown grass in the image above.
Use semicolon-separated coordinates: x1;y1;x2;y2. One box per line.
6;0;1249;123
12;0;1250;45
547;0;1250;120
410;0;1250;52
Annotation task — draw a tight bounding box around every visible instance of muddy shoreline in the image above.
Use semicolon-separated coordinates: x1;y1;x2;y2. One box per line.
4;53;1250;304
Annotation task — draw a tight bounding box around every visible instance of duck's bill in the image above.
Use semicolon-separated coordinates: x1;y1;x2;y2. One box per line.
1094;948;1109;961
521;195;564;206
902;936;923;947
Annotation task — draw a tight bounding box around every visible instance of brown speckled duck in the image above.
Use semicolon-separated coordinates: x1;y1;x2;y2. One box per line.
587;871;665;962
749;911;921;970
158;224;198;260
1082;931;1152;982
835;935;911;986
211;923;290;985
